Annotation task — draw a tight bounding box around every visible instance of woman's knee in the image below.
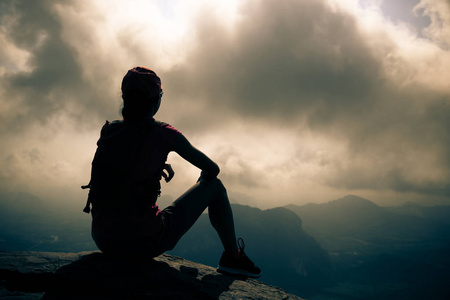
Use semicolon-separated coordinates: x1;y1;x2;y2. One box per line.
200;177;227;195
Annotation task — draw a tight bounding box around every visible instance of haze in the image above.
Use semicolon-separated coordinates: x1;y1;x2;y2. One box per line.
1;0;449;209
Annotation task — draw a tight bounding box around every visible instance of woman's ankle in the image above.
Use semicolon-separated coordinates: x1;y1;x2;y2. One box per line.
225;248;240;259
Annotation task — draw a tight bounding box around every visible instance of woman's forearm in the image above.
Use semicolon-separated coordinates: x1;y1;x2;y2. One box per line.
173;134;220;178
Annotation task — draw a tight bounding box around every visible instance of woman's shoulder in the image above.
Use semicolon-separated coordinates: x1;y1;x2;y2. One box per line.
153;119;182;135
98;118;181;138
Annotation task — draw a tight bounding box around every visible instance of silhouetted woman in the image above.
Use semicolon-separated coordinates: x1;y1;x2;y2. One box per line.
83;66;261;278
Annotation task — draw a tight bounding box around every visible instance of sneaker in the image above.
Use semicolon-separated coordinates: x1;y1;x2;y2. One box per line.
217;238;262;278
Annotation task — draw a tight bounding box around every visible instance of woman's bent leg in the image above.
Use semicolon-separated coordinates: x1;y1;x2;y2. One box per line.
159;178;261;278
159;178;238;254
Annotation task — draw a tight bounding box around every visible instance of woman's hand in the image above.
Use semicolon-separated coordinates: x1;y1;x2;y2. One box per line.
161;163;175;182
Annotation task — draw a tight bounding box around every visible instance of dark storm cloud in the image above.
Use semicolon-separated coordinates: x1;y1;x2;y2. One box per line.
0;0;116;134
166;0;381;120
163;0;450;198
1;0;78;124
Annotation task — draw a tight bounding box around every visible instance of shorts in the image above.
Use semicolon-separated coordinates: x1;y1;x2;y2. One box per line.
92;199;190;258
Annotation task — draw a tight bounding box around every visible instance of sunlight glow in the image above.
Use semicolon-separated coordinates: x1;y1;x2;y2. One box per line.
326;0;450;92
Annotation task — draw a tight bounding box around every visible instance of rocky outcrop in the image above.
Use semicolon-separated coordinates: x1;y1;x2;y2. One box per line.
0;251;303;299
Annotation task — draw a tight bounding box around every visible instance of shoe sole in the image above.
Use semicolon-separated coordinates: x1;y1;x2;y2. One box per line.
217;265;262;278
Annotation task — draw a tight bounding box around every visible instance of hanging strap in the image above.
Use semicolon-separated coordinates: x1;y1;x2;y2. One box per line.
81;182;92;213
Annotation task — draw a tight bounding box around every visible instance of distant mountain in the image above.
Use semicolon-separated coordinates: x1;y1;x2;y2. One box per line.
169;204;332;298
385;201;450;224
285;195;450;254
0;192;95;252
286;195;386;233
285;195;450;300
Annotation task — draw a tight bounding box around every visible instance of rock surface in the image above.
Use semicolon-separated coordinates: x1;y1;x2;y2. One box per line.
0;251;303;299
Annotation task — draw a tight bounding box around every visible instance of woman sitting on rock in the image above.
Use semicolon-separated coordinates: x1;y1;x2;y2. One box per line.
83;66;261;278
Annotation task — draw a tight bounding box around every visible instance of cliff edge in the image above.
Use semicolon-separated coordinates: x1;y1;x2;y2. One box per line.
0;251;302;299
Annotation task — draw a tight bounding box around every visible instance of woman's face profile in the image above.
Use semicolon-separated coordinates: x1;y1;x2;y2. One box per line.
151;95;162;116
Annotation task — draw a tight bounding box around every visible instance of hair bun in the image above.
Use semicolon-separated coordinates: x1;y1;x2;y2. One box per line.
121;66;162;99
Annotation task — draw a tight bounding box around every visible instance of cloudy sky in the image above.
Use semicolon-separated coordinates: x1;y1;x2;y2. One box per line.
0;0;449;209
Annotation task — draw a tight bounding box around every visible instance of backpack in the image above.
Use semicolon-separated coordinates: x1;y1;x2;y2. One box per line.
82;120;160;213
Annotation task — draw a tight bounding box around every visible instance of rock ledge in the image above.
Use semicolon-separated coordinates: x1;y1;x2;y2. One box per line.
0;251;302;299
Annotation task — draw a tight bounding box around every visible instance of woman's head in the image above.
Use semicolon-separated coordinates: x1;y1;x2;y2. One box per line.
121;66;163;121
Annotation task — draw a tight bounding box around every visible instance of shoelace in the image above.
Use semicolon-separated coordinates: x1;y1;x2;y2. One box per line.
236;238;256;268
237;237;245;254
237;237;250;261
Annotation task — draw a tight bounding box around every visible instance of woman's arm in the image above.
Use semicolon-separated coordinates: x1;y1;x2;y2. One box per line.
173;134;220;179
